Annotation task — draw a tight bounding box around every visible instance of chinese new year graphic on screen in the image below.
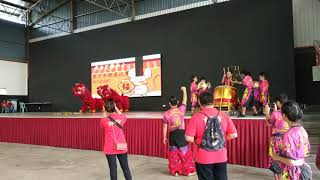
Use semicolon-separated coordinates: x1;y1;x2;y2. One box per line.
91;54;161;98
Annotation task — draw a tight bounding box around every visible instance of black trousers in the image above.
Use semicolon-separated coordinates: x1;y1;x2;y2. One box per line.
169;129;188;148
195;162;227;180
106;153;132;180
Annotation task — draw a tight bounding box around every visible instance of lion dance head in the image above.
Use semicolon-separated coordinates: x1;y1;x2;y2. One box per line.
72;83;104;113
97;85;129;112
72;83;87;97
97;85;114;100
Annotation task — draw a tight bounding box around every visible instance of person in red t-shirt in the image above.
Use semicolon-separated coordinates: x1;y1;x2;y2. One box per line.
163;86;196;177
100;100;132;180
185;91;238;180
1;100;7;113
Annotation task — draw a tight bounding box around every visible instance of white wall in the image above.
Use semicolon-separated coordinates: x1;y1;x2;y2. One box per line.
293;0;320;47
0;60;28;95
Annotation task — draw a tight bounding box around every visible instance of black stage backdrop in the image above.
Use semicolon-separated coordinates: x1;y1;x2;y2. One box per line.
295;47;320;106
29;0;295;111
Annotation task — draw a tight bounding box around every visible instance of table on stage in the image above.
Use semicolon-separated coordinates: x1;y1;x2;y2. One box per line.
0;112;271;168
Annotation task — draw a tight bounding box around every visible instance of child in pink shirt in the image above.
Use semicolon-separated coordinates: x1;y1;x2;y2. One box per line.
100;100;132;180
239;71;254;117
186;91;237;180
190;75;198;113
265;94;289;180
271;101;311;180
163;87;196;177
253;72;270;115
221;68;234;86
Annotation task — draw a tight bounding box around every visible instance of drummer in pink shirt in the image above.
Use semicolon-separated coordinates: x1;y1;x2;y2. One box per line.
185;91;238;180
100;100;132;180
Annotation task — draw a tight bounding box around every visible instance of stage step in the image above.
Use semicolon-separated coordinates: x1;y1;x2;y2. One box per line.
311;144;319;154
303;122;320;129
304;105;320;113
303;114;320;122
307;130;320;136
302;115;320;155
305;154;317;164
310;136;320;145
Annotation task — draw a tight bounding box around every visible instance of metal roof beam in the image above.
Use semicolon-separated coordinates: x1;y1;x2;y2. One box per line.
84;0;133;20
21;0;36;4
0;0;28;10
27;0;71;27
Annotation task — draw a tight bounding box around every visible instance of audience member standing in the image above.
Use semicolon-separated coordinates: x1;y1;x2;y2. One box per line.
163;86;196;176
271;101;312;180
185;91;238;180
100;100;132;180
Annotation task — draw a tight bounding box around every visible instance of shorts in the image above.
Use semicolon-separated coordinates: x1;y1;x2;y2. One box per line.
169;129;187;148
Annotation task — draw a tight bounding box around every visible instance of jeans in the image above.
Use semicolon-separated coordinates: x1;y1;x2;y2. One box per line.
195;162;227;180
106;153;132;180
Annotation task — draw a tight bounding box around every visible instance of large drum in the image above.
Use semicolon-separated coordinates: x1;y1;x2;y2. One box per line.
214;85;237;111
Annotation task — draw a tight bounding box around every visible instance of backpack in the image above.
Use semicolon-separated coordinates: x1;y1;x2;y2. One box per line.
199;112;225;151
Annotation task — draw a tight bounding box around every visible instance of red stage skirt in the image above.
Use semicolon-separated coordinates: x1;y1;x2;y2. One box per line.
0;117;271;168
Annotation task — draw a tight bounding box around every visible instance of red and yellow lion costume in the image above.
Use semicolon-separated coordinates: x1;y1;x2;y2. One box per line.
97;85;129;112
72;83;104;113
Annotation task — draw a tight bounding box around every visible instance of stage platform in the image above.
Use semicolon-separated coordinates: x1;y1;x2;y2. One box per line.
0;111;270;169
0;111;266;120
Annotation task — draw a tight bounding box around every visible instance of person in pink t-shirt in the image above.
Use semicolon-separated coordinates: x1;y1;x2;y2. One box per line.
265;94;289;180
100;100;132;180
163;86;196;177
185;91;237;180
190;75;198;113
271;101;311;180
253;72;270;115
239;70;254;117
221;68;234;86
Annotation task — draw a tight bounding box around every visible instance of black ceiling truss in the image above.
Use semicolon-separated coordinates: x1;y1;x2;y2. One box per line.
0;0;28;10
26;0;136;33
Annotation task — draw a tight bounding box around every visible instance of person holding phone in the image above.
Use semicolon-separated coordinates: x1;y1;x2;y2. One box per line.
271;101;312;180
265;94;289;180
100;100;132;180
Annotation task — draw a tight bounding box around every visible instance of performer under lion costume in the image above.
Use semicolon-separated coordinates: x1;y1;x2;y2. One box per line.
97;85;129;112
72;83;104;113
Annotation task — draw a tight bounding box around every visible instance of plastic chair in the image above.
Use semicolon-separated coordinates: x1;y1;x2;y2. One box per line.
19;102;27;113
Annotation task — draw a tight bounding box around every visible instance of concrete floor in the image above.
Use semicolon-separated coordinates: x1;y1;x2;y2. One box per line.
0;143;318;180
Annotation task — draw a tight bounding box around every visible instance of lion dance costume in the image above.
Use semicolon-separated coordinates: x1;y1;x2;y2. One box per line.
97;85;129;112
163;104;196;176
72;83;104;113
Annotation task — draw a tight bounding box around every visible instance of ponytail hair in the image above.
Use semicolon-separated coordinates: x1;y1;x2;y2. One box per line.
281;101;303;122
